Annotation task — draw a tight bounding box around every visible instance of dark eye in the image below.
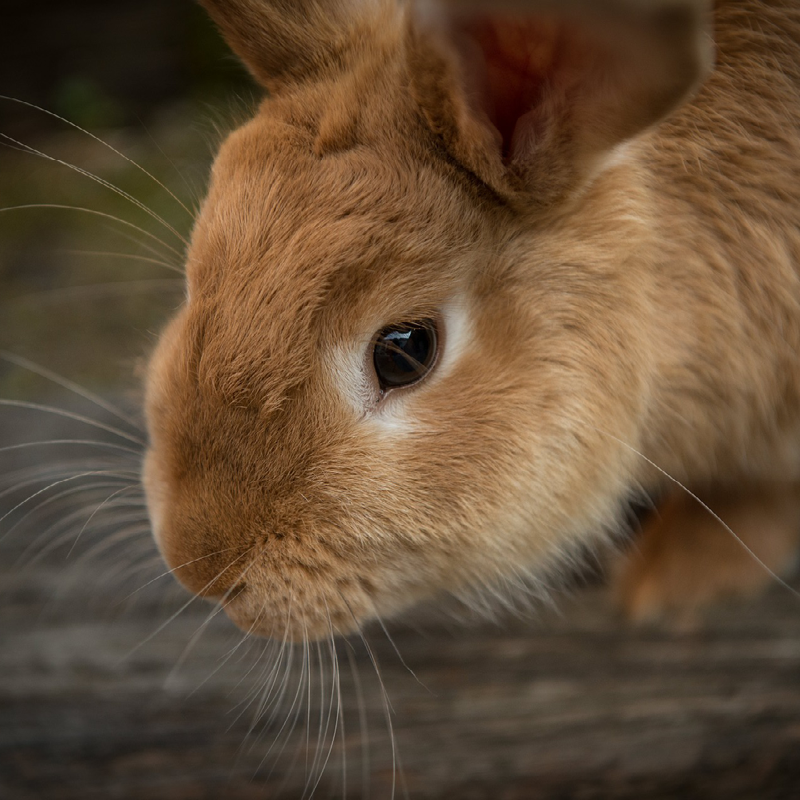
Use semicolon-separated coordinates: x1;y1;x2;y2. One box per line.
372;319;439;391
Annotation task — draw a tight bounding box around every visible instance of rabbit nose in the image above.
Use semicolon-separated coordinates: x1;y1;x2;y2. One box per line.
155;515;252;599
143;454;252;598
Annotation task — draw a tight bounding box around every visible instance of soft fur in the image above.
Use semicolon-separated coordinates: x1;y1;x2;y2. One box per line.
143;0;800;640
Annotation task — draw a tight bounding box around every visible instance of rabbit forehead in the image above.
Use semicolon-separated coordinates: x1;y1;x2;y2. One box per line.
181;112;492;404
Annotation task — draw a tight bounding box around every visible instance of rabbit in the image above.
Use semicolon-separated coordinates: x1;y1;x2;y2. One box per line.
142;0;800;642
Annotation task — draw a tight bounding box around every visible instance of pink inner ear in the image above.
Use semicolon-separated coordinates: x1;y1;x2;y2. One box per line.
458;14;586;158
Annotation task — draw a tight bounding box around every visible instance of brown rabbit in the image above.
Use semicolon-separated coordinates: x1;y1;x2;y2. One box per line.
143;0;800;641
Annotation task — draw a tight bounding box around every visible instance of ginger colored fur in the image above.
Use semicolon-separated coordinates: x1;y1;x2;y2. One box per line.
144;0;800;640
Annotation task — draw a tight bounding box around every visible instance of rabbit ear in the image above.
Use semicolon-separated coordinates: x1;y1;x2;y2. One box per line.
197;0;393;91
413;0;713;203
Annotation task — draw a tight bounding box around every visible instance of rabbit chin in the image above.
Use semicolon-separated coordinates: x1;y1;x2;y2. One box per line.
219;578;380;642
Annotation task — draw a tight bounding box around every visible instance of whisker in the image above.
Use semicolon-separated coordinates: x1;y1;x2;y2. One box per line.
582;423;800;603
225;618;278;699
0;350;143;433
165;596;235;686
0;205;183;261
2;477;135;549
304;603;343;800
118;546;242;604
304;620;313;780
227;636;281;731
269;618;314;797
251;599;296;732
119;543;259;663
256;637;310;783
0;439;142;458
352;617;400;800
0;133;189;246
235;587;295;747
50;521;153;583
344;641;370;800
58;249;184;274
77;530;160;601
15;505;148;578
186;603;270;699
0;398;146;446
373;612;430;695
134;113;202;215
66;484;138;556
99;223;184;268
13;489;144;550
163;549;270;683
0;95;196;219
0;470;136;533
0;462;139;506
249;637;295;748
304;640;328;797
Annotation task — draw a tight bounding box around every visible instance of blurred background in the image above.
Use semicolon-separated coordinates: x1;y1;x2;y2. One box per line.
0;0;253;398
1;2;800;798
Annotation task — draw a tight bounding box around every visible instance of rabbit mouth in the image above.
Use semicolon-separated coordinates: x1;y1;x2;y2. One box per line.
220;575;375;643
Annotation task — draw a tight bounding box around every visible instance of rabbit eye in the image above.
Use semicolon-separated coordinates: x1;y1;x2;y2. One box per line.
372;320;438;391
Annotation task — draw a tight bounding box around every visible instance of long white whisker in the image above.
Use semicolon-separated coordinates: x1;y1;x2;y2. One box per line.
165;595;237;686
359;630;399;800
245;589;296;738
340;594;400;800
98;222;184;268
225;618;277;700
14;504;148;577
0;133;189;246
373;612;431;695
0;95;196;219
0;205;183;260
135;113;201;215
304;640;329;798
268;616;315;797
0;461;139;502
187;603;270;699
0;470;134;532
3;478;134;550
0;398;146;446
66;484;137;556
304;602;342;800
0;439;142;458
119;543;259;663
582;422;800;603
165;548;269;681
344;641;370;800
53;521;153;578
58;249;183;274
118;546;242;603
257;641;310;783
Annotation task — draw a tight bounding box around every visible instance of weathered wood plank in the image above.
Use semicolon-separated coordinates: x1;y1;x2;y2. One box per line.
2;540;799;799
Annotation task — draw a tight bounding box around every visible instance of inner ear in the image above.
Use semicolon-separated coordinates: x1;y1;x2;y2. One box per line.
455;13;579;159
415;0;712;203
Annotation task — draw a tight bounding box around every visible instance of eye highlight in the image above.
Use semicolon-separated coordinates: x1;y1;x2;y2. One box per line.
372;319;439;391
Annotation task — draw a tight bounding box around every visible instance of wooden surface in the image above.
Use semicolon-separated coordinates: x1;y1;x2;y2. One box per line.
1;410;800;799
2;544;799;798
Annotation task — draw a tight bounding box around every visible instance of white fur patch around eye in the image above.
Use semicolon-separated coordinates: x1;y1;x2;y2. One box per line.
327;298;473;432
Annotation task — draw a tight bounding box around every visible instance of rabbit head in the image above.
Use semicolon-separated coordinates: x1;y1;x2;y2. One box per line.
143;0;711;640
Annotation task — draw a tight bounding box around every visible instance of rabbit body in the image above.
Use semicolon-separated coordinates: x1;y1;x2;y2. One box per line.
143;0;800;638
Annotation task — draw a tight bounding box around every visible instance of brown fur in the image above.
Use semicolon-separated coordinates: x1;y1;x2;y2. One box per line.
143;0;800;640
617;484;800;625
